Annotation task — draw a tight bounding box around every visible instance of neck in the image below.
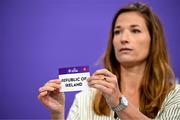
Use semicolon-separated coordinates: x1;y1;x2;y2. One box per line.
120;62;146;95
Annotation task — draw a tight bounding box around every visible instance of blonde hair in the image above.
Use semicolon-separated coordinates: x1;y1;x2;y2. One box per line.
93;2;175;118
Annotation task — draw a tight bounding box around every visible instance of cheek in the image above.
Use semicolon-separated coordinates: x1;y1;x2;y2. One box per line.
113;39;120;60
137;40;150;58
113;38;119;51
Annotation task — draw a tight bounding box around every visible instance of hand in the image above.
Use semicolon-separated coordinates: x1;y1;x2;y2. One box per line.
87;69;121;108
38;79;65;114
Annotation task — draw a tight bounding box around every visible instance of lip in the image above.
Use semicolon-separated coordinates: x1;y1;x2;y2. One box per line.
119;48;133;52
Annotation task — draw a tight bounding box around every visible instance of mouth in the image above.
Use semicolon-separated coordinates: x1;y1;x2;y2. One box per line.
119;48;133;52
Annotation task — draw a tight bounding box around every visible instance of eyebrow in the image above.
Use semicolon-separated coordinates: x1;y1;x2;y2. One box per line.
114;24;140;29
131;25;140;28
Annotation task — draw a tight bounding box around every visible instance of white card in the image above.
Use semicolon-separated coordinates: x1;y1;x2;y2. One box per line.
59;66;90;92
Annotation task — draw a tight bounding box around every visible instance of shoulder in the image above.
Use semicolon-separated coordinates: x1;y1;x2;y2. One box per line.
163;84;180;107
155;84;180;119
165;84;180;103
171;84;180;94
168;84;180;97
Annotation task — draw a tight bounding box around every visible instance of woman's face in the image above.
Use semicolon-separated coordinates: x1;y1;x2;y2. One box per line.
113;12;151;66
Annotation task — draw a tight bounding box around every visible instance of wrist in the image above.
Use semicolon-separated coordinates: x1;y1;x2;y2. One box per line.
111;94;122;108
51;111;64;120
111;95;128;113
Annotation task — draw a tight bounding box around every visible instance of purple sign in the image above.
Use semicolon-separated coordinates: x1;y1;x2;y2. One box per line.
59;66;89;74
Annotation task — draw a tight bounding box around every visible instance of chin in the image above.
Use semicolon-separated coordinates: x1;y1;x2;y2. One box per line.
118;58;134;63
119;58;147;67
120;61;133;64
118;58;136;66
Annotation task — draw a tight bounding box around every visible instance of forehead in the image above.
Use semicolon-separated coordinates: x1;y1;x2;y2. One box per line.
115;11;147;28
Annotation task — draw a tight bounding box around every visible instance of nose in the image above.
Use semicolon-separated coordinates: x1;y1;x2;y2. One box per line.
120;30;129;44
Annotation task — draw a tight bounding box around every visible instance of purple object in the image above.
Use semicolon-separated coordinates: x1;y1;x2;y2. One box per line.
59;66;89;74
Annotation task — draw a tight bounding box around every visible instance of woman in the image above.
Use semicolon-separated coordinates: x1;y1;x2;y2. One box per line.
38;2;180;120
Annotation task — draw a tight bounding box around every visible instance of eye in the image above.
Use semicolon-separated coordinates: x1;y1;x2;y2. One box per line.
131;29;141;33
113;30;121;35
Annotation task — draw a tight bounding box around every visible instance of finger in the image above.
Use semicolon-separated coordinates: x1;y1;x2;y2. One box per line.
91;84;113;96
53;88;60;94
39;85;55;93
87;75;104;82
93;69;116;77
37;91;49;102
88;78;113;88
45;82;60;89
88;74;113;84
48;79;61;84
38;91;48;98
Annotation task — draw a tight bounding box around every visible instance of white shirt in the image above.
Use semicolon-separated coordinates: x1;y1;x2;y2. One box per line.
67;85;180;120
